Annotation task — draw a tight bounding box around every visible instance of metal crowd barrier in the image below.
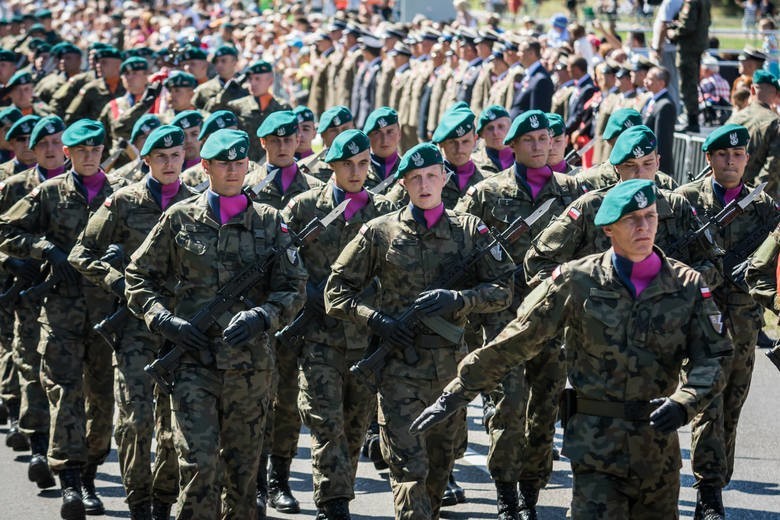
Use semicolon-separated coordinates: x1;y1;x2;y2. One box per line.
671;132;707;185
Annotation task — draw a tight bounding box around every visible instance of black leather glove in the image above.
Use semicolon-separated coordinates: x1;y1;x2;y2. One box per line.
412;289;463;317
3;258;38;282
142;81;162;103
305;281;325;314
42;245;80;285
649;398;687;434
367;311;414;348
730;259;750;290
100;244;125;267
222;308;268;347
110;277;126;299
152;311;209;351
409;391;470;435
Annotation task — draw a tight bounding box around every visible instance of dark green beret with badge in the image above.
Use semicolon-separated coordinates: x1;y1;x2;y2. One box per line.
752;69;779;89
0;49;14;62
504;109;549;144
62;119;105;147
6;71;32;89
363;106;398;134
476;105;510;134
181;46;207;61
318;105;353;133
28;24;46;35
609;125;657;165
293;106;315;124
247;60;273;74
171;110;203;131
124;47;154;58
120;56;149;74
165;71;198;88
6;115;40;141
51;42;82;58
201;129;249;161
395;142;444;180
603;108;643;141
325;129;370;162
0;106;22;128
702;123;750;152
199;110;239;141
94;46;122;60
29;115;65;148
140;125;185;157
257;110;298;138
212;45;238;62
34;42;51;57
433;105;475;143
546;113;565;137
35;9;52;19
131;114;162;143
594;179;657;226
89;42;110;51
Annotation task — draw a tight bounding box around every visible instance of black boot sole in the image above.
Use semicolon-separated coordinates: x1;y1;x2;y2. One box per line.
83;498;105;516
269;497;301;514
29;459;56;488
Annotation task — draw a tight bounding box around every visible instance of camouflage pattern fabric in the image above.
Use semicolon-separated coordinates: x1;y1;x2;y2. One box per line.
575;161;678;192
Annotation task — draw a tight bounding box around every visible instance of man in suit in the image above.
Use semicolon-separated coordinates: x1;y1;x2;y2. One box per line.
642;66;677;175
510;38;554;119
564;56;596;135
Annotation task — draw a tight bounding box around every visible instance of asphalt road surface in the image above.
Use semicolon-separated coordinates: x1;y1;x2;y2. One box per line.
0;349;778;519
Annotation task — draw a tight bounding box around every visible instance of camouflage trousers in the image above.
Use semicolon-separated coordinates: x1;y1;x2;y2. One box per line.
378;375;463;520
38;292;114;471
691;302;760;487
298;342;376;507
0;307;19;405
113;316;178;506
170;364;271;520
12;305;47;434
571;465;680;519
263;339;301;459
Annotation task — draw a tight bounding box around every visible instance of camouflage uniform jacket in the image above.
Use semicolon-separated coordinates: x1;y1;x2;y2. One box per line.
325;205;514;380
471;141;506;175
34;71;67;105
125;192;307;371
69;179;196;294
281;181;396;350
385;162;492;209
364;155;399;193
98;93;155;150
725;101;780;200
181;160;262;190
244;163;323;210
64;77;126;125
745;222;780;313
297;150;332;184
49;70;97;116
576;160;678;191
191;76;224;111
227;95;291;163
445;247;731;478
524;186;723;289
0;159;34;181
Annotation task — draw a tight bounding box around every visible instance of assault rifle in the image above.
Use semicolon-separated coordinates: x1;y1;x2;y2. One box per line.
350;198;556;385
687;164;712;183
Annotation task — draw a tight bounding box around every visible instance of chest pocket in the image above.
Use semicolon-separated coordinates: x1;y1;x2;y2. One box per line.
583;290;622;329
385;237;418;268
174;225;208;256
490;197;523;226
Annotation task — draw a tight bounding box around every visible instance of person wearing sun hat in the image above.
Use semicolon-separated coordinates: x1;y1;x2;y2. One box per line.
676;122;779;519
64;46;125;124
281;128;395;519
454;108;584;518
0;118;123;518
325;140;514;520
124;127;306;520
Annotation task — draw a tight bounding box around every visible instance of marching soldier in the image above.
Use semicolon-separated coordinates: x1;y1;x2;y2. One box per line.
181;110;239;188
0;114;38;178
362;106;401;191
34;43;82;106
49;42;103;117
471;105;513;175
64;46;124;124
325;142;514;520
4;71;51;117
125;128;307;519
69;125;195;520
160;72;198;122
170;110;204;173
98;57;153;154
192;45;240;111
304;106;356;183
293;106;317;161
546;113;573;174
109;115;162;183
0;106;22;163
745;224;780;370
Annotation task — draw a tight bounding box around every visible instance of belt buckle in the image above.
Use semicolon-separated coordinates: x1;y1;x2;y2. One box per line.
624;401;650;422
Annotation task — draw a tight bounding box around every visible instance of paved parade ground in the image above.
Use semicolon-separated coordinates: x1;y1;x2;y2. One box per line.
0;348;777;519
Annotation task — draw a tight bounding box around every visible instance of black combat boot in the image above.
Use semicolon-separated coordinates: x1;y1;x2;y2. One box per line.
151;499;172;520
80;463;105;515
361;420;387;470
442;471;465;506
322;498;351;520
518;482;539;520
256;453;268;519
129;501;152;520
267;455;300;513
694;485;725;520
0;397;8;425
5;399;29;451
59;467;86;520
28;432;56;488
495;481;520;520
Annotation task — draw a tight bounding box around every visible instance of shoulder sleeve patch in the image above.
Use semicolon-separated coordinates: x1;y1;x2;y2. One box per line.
552;265;562;281
30;187;40;198
567;207;581;220
0;182;5;192
104;197;113;208
359;224;369;236
286;198;296;210
700;286;711;298
280;221;289;233
467;185;476;196
477;221;489;234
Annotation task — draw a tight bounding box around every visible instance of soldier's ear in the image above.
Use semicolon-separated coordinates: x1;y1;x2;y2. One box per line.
62;146;71;159
602;225;614;239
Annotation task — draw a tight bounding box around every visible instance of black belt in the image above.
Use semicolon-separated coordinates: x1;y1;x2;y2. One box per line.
576;397;655;421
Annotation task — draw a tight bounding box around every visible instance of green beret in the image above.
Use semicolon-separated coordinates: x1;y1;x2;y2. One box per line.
363;106;398;134
594;179;657;226
609;125;657;165
62;119;105;147
29;116;65;148
0;106;22;128
257;110;298;138
5;115;40;141
212;45;238;62
140;125;185;157
124;47;154;58
35;9;52;19
51;42;82;58
504;110;549;144
120;56;149;74
293;106;315;124
476;105;510;134
6;71;32;89
447;101;470;112
546;113;565;137
200;129;249;161
0;48;14;62
89;42;110;51
164;71;198;88
199;110;239;141
28;24;45;35
602;108;643;141
181;46;208;61
130;115;162;143
433;106;475;143
94;46;122;60
34;43;51;57
702;123;750;152
171;110;204;131
752;69;779;89
325;129;370;162
318;106;353;133
395;142;444;180
247;60;273;74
